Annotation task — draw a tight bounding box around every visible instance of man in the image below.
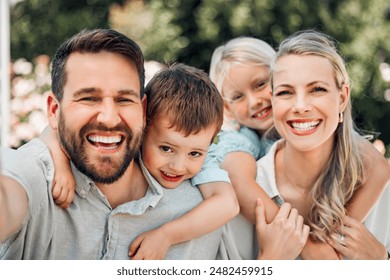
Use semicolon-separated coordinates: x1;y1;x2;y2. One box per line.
0;29;223;259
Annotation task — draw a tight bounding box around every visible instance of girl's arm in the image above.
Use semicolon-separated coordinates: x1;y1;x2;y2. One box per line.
39;125;75;208
221;151;340;259
129;181;239;260
346;140;390;221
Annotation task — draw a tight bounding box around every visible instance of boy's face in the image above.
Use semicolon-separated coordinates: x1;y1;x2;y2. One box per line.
142;118;216;189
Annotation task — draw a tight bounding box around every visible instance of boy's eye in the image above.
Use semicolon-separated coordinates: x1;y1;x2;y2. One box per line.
189;151;202;157
160;146;172;153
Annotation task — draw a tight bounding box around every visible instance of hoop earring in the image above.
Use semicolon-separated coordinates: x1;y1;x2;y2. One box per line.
339;112;344;123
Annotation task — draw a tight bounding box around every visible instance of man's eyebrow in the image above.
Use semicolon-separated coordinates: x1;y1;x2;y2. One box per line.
117;89;141;98
72;87;100;98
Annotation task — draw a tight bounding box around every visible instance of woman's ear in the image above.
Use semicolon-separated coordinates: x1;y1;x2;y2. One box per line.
47;92;60;130
339;84;350;112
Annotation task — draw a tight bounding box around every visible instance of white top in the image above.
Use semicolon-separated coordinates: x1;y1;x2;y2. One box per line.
256;140;390;254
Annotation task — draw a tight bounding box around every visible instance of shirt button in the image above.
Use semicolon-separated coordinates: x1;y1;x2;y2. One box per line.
80;189;86;197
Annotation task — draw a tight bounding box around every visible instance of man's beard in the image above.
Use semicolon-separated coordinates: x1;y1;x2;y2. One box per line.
58;112;143;184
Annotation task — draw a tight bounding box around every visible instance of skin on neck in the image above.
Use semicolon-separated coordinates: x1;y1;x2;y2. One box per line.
275;137;334;218
96;159;148;209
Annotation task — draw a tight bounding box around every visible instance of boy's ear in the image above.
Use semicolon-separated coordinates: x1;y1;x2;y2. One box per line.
47;92;60;130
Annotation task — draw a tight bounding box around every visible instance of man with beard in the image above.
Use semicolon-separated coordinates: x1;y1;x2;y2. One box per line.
0;29;223;259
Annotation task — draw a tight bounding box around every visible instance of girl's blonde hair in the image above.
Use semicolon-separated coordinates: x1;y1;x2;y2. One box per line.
209;37;275;129
272;30;366;241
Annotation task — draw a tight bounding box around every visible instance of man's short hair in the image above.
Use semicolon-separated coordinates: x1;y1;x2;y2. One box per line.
51;28;145;101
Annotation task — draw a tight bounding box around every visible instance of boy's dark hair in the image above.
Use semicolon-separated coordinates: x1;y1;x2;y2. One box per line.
51;28;145;101
145;63;223;141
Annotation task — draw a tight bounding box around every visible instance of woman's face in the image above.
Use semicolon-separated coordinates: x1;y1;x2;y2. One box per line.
222;64;273;134
272;54;349;152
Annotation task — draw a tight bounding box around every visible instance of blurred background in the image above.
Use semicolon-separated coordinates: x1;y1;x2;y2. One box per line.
3;0;390;157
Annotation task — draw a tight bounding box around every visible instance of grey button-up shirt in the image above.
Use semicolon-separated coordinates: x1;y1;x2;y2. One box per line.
1;139;222;259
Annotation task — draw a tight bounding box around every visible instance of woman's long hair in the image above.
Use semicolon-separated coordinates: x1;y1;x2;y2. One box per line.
272;30;366;241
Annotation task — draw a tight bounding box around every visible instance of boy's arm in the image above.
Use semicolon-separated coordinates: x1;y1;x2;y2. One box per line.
0;175;28;242
39;125;75;208
129;181;239;260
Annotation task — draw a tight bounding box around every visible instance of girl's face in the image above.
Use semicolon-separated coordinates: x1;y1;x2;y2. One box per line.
222;64;273;134
272;54;349;152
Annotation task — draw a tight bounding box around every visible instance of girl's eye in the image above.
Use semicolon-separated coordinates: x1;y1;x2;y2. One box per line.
160;146;172;153
189;151;202;157
255;80;267;90
231;94;244;103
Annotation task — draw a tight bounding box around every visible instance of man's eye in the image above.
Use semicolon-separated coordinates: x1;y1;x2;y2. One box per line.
80;97;98;102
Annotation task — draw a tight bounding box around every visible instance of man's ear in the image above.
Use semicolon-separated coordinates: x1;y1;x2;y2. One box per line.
47;92;60;130
142;95;147;123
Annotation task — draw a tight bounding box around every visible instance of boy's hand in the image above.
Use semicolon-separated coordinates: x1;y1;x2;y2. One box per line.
256;199;309;260
129;227;172;260
52;174;75;209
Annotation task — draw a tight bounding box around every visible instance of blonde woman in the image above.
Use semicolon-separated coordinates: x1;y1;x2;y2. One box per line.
255;30;390;259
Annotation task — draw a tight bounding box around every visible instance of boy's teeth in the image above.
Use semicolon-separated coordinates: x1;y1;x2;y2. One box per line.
88;135;121;144
163;171;178;177
291;121;320;131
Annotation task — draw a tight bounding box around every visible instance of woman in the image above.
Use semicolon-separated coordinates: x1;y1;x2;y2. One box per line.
256;30;390;259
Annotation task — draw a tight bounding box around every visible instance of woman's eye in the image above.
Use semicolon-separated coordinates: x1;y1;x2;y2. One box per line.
312;86;327;93
275;90;291;96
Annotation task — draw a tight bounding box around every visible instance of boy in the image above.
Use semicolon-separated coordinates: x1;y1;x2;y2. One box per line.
42;63;239;259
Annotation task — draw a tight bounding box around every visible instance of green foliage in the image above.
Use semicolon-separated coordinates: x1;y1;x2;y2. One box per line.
111;0;390;153
10;0;390;153
11;0;123;60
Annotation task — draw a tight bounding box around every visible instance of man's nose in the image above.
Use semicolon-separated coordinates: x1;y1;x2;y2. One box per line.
96;99;121;127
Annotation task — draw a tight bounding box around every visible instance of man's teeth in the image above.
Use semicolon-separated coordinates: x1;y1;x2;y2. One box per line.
291;121;320;131
88;135;121;144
